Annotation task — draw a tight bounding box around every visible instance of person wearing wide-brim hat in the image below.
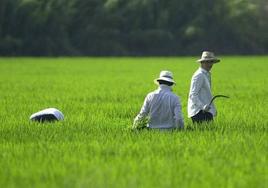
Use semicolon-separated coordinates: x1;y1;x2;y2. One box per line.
133;70;184;130
30;108;64;122
187;51;220;123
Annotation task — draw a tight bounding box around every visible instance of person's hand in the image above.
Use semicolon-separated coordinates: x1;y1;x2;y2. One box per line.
202;104;211;112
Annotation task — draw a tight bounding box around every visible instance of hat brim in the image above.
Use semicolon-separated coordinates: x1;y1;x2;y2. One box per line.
154;77;176;85
197;58;220;63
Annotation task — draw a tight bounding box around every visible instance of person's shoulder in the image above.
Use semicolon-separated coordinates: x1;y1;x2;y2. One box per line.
170;93;182;104
170;92;180;99
148;89;158;95
146;90;157;98
192;69;205;79
192;68;202;76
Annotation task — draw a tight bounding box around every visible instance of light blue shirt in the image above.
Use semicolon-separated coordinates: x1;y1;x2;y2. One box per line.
134;85;184;129
188;67;217;117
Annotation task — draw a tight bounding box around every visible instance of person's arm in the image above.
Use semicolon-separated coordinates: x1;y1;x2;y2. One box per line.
133;94;150;128
189;74;206;110
174;96;184;129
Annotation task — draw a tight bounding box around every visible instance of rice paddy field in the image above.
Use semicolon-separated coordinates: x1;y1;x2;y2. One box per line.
0;57;267;188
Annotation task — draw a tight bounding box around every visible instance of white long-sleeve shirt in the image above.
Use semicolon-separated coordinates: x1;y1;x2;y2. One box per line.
134;85;184;129
187;67;217;117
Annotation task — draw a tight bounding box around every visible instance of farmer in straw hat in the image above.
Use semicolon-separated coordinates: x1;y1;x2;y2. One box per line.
133;70;184;130
188;51;220;123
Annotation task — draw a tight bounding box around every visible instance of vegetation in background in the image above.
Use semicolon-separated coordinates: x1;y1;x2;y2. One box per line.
0;0;267;56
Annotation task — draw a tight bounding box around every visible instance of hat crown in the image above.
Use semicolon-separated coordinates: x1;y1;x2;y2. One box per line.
201;51;215;59
159;71;173;79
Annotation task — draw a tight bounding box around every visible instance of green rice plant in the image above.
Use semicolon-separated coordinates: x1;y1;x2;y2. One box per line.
132;116;149;130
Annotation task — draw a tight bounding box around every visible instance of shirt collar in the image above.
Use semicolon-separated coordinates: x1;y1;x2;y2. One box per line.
159;84;172;91
199;67;211;76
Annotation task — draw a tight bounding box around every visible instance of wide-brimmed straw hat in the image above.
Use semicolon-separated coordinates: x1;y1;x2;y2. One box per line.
197;51;220;63
154;70;176;84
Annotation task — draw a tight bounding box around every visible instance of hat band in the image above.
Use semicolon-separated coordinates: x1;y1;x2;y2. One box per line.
162;75;173;79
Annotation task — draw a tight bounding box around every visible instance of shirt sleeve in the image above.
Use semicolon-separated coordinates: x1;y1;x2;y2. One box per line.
173;96;184;129
189;73;205;109
133;94;150;124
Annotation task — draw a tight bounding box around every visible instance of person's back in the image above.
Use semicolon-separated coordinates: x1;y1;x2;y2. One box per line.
147;85;181;128
133;71;184;130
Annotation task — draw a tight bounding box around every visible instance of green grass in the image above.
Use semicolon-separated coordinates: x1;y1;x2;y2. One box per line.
0;57;267;188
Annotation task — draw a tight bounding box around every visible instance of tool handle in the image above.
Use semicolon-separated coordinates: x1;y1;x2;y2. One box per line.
209;95;230;106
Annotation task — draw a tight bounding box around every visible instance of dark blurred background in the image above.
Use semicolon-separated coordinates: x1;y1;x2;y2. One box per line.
0;0;267;56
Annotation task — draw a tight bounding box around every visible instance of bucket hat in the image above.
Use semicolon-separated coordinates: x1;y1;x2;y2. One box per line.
154;70;175;84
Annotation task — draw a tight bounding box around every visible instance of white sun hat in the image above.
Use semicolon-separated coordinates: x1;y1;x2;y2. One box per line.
197;51;220;63
30;108;64;122
154;70;176;84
